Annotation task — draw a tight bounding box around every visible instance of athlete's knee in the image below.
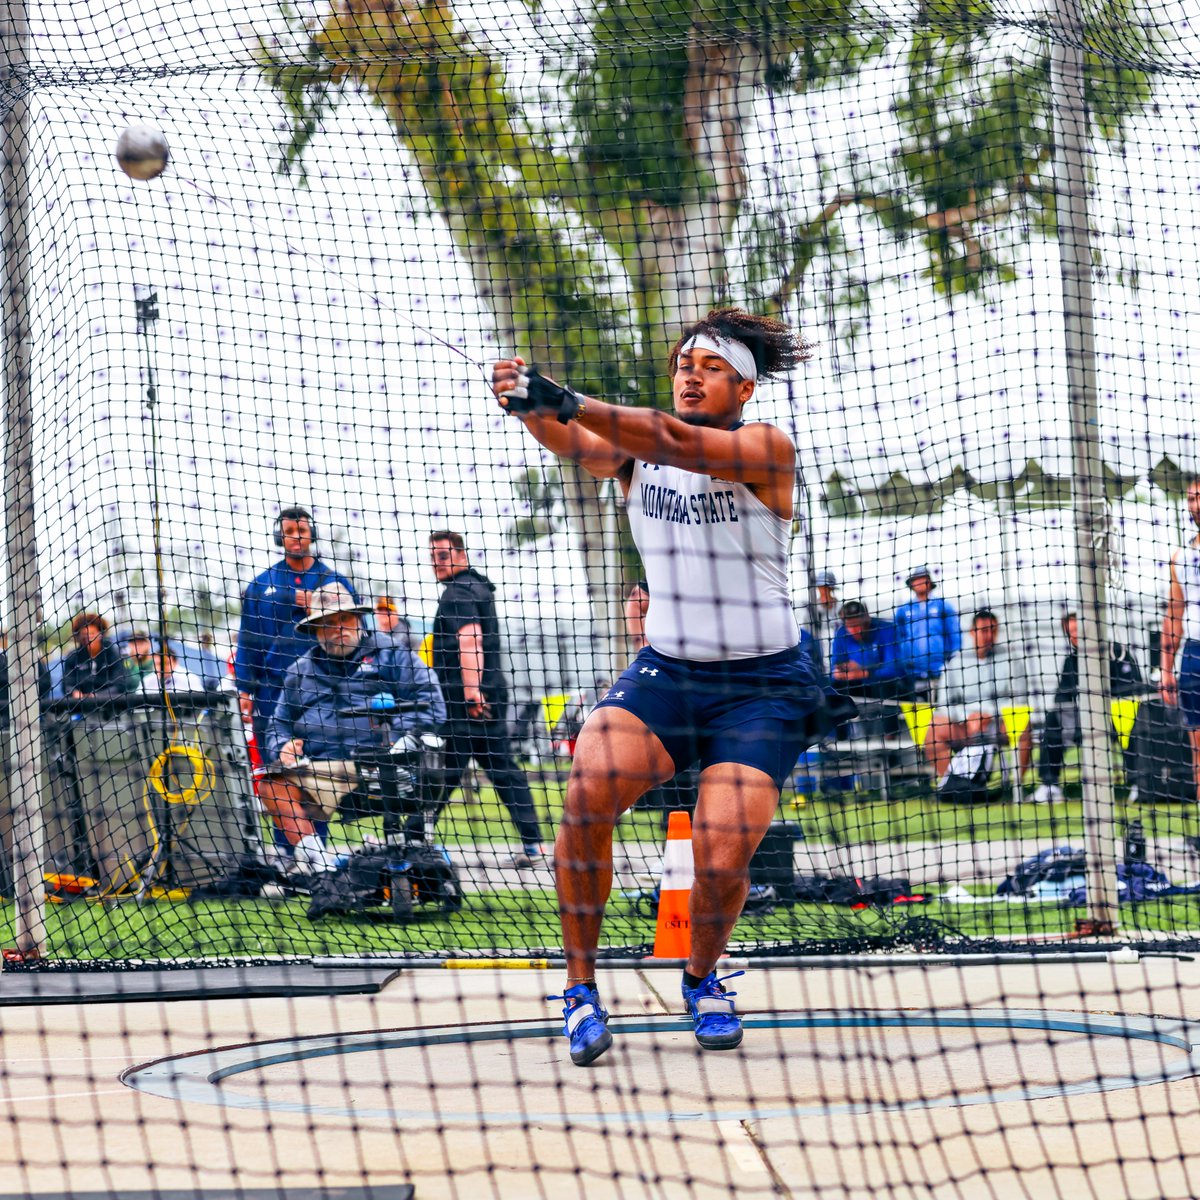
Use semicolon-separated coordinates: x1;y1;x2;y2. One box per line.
691;857;751;904
560;775;623;832
693;816;761;874
569;741;663;805
694;836;755;877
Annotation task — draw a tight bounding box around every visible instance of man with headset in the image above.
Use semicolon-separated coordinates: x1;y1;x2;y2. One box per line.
235;507;359;756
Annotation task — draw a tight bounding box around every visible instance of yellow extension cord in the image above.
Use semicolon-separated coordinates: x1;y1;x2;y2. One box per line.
89;694;217;900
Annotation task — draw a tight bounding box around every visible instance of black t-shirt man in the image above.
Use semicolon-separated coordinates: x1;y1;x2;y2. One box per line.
425;534;544;862
431;566;508;723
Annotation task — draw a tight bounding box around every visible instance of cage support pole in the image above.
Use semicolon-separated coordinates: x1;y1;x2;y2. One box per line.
1;0;47;960
1052;0;1118;931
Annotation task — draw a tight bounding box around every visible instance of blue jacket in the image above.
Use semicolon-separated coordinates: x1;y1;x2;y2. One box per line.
831;619;904;684
894;597;961;679
266;634;446;762
234;558;357;716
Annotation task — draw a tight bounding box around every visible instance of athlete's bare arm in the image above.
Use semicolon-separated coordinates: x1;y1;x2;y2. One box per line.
575;402;794;519
1163;555;1184;704
490;359;796;516
576;402;794;485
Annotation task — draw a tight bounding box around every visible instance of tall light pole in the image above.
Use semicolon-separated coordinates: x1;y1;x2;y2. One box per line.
1053;0;1119;933
1;0;46;960
134;284;170;671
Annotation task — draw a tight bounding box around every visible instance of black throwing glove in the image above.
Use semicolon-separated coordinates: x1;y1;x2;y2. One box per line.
500;365;584;424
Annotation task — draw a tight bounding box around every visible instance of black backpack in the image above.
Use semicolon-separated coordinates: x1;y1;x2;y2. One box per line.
1130;699;1194;805
306;843;463;920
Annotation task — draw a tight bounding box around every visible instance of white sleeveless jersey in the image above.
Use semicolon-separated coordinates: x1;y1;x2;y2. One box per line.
1174;543;1200;643
625;455;799;660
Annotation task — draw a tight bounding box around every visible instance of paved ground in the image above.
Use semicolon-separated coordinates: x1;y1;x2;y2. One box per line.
3;955;1200;1198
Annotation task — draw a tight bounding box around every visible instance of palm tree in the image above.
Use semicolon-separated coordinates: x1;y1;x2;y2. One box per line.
261;0;1163;670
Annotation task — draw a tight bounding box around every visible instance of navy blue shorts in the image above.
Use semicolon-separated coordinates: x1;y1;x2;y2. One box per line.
594;644;825;790
1179;640;1200;730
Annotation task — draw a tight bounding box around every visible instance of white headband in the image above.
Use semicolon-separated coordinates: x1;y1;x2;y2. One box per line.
679;333;758;383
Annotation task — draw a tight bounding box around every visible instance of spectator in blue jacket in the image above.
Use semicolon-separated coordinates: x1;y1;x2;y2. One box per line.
259;583;446;873
234;506;358;753
830;600;907;699
894;566;961;700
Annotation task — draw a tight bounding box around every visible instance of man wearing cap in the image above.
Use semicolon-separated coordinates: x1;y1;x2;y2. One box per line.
809;570;840;676
374;595;414;649
122;630;157;688
830;600;907;702
894;566;961;701
259;583;445;873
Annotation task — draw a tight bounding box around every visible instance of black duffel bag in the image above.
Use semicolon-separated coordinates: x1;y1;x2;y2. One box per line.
1129;698;1194;805
307;843;462;920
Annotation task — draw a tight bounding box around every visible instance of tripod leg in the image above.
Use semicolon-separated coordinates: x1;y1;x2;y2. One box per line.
376;758;407;844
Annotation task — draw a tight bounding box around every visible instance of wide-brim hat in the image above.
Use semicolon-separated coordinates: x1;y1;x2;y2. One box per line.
905;565;936;587
296;583;372;633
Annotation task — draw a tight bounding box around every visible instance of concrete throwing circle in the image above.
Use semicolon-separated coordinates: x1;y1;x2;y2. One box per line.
122;1008;1200;1126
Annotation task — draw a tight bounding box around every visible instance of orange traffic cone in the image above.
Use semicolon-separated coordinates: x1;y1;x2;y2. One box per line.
653;810;694;959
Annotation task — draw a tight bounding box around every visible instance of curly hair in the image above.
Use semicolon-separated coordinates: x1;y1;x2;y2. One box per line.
668;307;811;381
71;611;108;636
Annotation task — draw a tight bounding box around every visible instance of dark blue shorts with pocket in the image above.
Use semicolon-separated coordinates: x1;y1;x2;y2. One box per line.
593;644;824;790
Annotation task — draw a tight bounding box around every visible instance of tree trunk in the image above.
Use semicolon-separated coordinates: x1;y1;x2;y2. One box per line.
559;462;624;684
628;39;763;382
308;11;763;671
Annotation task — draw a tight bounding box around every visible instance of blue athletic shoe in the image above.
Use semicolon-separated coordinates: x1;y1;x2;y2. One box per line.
681;970;745;1050
550;983;613;1066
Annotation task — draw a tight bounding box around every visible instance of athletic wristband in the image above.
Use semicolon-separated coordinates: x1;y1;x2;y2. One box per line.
501;366;585;425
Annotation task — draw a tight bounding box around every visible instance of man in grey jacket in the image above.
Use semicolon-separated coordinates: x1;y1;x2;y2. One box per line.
923;608;1023;783
260;583;445;872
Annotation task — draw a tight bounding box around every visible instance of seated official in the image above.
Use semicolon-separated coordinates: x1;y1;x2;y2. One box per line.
924;608;1023;785
830;601;910;737
830;600;909;700
1023;611;1144;804
259;584;445;874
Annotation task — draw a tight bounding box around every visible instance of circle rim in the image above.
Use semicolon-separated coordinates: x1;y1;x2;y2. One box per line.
121;1007;1200;1125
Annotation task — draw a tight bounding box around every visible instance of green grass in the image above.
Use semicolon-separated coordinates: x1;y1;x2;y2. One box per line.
467;774;1200;848
9;885;1200;964
13;758;1198;965
791;794;1200;845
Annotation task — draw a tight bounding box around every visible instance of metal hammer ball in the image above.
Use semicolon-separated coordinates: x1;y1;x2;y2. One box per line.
116;126;169;181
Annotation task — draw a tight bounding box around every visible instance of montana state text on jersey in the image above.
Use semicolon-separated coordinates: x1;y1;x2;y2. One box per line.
639;476;740;527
